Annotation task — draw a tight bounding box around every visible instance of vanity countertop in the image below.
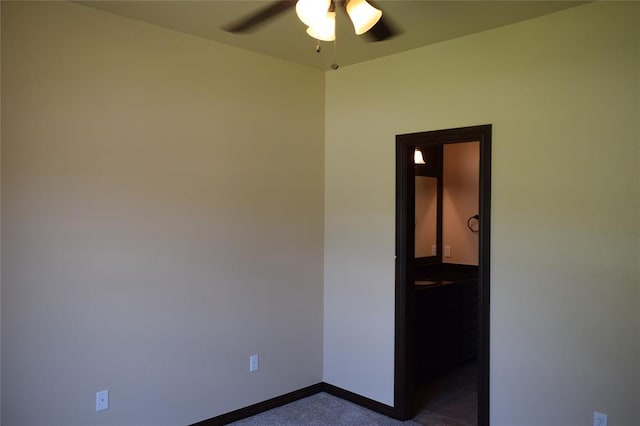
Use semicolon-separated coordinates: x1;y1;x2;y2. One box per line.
414;278;475;289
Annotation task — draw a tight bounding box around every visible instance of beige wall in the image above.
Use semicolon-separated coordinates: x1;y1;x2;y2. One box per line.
324;2;639;424
1;2;324;425
442;142;479;265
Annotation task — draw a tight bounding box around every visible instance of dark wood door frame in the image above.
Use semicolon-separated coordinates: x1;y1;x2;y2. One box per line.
394;125;491;424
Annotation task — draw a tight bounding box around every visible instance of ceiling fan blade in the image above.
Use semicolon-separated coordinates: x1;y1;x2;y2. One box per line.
223;1;295;33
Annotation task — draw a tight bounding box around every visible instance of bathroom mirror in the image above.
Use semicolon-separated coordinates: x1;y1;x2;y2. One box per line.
413;145;443;263
415;176;437;258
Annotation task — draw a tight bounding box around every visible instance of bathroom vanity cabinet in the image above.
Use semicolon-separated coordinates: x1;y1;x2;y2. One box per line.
414;277;478;380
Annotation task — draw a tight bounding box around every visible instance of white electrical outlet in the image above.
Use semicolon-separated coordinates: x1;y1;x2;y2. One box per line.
594;411;607;426
444;246;451;258
431;245;437;256
96;390;109;412
249;354;259;372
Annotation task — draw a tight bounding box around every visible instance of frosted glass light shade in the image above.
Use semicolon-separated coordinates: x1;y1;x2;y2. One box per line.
414;149;426;165
306;11;336;41
346;0;382;35
296;0;331;27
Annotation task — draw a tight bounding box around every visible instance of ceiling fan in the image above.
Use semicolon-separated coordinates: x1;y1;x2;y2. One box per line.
223;0;399;43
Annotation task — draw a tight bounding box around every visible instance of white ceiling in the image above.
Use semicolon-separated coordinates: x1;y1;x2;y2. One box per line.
78;0;586;70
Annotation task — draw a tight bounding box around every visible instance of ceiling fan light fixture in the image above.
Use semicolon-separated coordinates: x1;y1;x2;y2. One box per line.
296;0;331;27
306;11;336;41
346;0;382;35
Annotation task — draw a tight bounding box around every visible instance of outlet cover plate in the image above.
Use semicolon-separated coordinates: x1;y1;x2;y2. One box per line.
249;354;259;372
594;411;607;426
96;390;109;411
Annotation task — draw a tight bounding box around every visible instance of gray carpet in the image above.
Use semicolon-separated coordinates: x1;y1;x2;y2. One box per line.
229;392;420;426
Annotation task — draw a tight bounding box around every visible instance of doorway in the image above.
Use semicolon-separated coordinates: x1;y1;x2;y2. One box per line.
394;125;491;425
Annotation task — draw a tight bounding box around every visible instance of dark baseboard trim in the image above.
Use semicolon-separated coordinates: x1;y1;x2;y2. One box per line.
321;382;398;419
191;383;323;426
191;382;399;425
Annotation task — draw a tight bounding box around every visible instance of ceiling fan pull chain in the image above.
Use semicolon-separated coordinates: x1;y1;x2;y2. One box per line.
331;34;339;70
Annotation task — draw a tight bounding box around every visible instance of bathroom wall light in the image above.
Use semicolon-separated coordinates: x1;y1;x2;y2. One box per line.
414;148;426;165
